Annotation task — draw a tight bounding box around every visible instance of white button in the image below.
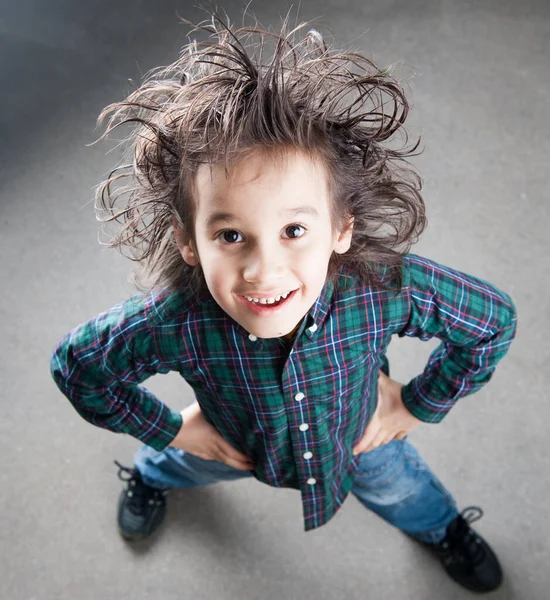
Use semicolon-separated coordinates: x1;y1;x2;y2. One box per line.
307;478;317;485
303;452;313;459
294;392;305;401
308;323;318;333
299;423;309;432
248;334;257;341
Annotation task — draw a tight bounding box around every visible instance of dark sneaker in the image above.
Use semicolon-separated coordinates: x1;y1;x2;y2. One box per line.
420;506;503;593
114;460;169;541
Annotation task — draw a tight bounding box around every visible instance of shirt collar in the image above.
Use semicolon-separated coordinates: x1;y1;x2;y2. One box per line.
197;276;337;344
245;276;336;344
302;276;335;340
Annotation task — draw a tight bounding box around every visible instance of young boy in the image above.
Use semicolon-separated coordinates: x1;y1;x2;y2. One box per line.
50;14;517;594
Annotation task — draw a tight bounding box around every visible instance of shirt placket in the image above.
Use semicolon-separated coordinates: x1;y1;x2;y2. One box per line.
282;321;324;527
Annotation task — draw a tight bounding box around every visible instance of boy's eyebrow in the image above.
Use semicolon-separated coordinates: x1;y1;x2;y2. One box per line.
205;206;319;228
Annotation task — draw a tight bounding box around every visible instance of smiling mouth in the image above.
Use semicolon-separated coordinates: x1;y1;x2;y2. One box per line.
241;290;294;305
238;289;298;311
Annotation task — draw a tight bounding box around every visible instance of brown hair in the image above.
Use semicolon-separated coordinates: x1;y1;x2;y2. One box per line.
93;10;427;298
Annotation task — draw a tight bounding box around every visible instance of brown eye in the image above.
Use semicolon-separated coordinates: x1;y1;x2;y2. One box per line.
284;225;305;239
220;230;242;243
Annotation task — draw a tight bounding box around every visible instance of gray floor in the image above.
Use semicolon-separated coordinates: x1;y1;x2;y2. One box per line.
1;1;548;598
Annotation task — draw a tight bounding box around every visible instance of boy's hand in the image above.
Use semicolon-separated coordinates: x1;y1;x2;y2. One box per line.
353;370;422;455
168;402;254;470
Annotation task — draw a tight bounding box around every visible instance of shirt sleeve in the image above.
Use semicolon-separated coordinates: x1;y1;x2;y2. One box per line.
49;294;183;451
397;254;518;423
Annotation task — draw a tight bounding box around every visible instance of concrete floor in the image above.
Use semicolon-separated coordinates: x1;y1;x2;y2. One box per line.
1;1;548;598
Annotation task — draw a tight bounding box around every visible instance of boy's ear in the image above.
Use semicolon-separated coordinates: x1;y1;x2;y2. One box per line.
334;216;354;254
172;217;199;266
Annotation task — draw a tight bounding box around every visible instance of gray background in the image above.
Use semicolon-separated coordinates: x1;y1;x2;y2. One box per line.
1;0;548;599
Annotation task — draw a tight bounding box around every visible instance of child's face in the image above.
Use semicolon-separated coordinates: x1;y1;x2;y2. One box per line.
175;148;353;339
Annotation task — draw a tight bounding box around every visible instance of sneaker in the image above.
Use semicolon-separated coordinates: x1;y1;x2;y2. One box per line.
420;506;503;593
114;460;169;541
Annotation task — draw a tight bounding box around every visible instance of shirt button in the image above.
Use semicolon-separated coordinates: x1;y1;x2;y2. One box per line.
303;452;313;459
294;392;305;401
248;334;257;342
307;478;317;485
299;423;309;432
308;323;318;333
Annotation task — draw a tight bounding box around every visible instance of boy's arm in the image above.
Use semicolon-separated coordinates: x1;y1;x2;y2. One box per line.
396;254;518;423
50;295;183;451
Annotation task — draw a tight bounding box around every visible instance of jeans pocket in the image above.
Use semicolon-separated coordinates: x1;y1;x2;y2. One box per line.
352;439;429;508
353;439;405;487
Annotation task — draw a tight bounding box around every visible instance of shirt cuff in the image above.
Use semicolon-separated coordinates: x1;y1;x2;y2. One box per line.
145;410;183;451
400;380;452;424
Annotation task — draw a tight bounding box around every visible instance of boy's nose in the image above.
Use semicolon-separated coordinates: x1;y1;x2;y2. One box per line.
242;243;285;284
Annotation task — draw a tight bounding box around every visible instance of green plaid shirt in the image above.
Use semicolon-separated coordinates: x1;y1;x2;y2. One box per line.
50;253;517;531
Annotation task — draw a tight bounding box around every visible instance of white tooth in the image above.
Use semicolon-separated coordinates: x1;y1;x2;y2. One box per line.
253;298;260;303
259;298;268;304
276;295;281;302
245;296;253;302
267;298;275;304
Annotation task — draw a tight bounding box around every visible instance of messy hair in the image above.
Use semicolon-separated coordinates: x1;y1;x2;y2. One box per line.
94;10;427;298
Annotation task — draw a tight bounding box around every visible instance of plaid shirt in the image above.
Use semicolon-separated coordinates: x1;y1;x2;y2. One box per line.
50;253;517;532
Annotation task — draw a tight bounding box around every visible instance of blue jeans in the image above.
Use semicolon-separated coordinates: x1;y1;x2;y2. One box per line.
134;436;458;544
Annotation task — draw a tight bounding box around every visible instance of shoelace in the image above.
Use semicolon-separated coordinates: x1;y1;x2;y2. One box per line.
114;460;165;515
442;505;486;566
114;460;137;482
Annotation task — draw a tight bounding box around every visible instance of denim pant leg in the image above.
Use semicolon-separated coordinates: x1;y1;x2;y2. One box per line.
133;444;254;490
351;438;459;543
